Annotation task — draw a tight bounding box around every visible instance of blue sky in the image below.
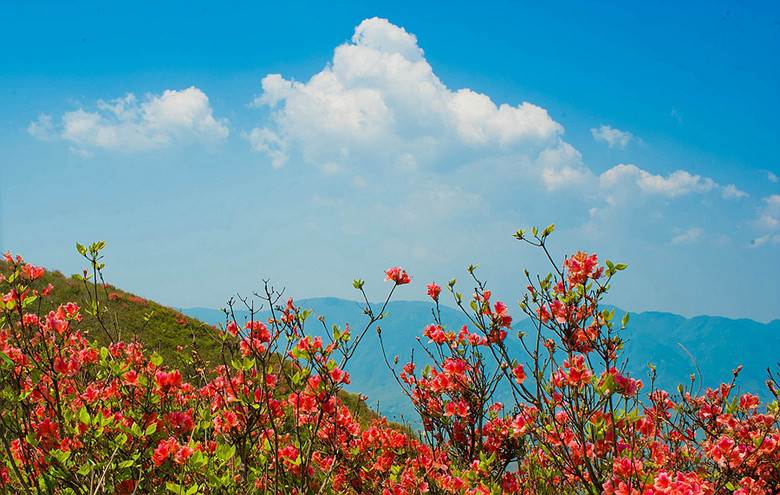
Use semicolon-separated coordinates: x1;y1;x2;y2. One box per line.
2;0;779;321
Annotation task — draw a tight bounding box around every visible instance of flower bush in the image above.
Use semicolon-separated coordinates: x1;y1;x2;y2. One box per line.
0;229;777;494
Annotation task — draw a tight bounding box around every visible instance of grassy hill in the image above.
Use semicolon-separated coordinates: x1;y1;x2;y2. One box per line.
0;262;385;427
1;260;223;373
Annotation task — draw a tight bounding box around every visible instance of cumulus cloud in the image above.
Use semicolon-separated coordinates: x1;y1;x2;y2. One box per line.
598;164;729;198
248;17;563;174
538;141;592;190
29;87;228;152
245;15;755;223
590;125;634;149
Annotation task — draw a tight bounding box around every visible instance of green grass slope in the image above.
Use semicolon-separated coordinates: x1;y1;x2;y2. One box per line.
0;261;386;427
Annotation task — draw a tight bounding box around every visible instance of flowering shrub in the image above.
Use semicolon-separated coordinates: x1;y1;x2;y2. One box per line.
0;230;777;494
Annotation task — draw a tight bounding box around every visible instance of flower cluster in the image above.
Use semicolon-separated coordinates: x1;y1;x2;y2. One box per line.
0;231;777;494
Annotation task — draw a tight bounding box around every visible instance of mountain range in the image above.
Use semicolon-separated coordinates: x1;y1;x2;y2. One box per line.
183;298;780;422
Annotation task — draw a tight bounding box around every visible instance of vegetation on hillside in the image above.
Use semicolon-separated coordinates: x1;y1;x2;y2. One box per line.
0;254;220;374
1;233;778;494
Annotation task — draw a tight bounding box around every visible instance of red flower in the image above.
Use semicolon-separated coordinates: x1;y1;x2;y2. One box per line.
173;445;193;465
385;266;411;285
154;370;182;390
226;321;239;337
512;365;527;385
563;251;600;286
329;366;350;384
426;283;441;301
245;320;270;342
152;437;179;466
21;264;45;281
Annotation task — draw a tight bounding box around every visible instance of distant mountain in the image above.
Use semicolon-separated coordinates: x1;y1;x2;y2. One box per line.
182;298;780;423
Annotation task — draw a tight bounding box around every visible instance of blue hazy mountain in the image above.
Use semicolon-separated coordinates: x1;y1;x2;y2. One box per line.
182;298;779;422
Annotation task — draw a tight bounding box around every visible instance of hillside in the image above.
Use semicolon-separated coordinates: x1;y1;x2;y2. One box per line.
1;261;223;373
0;262;385;426
184;297;780;422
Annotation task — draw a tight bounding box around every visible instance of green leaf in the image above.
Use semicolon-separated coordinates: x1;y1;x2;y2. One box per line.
78;406;90;425
216;444;236;463
0;351;13;366
292;370;302;385
145;422;157;436
77;462;92;476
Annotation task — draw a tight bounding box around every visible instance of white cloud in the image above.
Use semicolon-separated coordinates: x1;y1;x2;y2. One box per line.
721;183;748;200
27;114;55;141
538;141;592;190
670;227;703;245
248;17;563;173
750;195;780;247
30;87;228;152
590;124;634;149
599;164;719;198
755;194;780;232
246;127;287;168
752;233;780;247
765;170;778;183
246;18;749;207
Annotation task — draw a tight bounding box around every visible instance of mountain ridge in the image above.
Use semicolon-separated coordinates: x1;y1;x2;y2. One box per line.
181;296;780;422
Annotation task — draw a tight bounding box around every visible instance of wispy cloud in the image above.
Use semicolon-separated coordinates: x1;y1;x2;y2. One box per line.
27;114;55;141
721;183;748;200
670;227;703;245
590;124;635;149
